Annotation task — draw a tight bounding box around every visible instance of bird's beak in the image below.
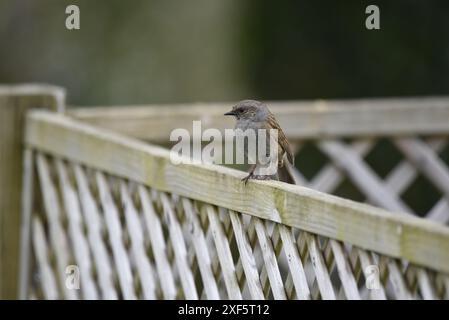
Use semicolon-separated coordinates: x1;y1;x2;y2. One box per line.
224;110;236;116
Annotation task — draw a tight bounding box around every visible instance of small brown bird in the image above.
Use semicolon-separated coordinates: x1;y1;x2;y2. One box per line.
224;100;295;184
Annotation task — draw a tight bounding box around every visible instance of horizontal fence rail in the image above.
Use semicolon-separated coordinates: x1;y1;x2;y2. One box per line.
68;97;449;142
20;109;449;299
70;99;449;225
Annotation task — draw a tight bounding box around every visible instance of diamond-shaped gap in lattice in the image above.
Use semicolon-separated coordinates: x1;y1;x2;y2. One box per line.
256;220;290;299
223;209;258;299
271;223;309;299
319;237;346;298
292;229;327;299
196;202;230;299
363;138;405;179
219;210;262;299
295;140;330;180
400;173;442;218
333;177;366;203
149;190;185;298
61;160;103;298
220;209;266;299
173;195;211;299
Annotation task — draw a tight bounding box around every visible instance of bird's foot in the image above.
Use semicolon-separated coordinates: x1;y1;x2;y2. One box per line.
241;173;253;185
252;175;272;180
242;174;272;184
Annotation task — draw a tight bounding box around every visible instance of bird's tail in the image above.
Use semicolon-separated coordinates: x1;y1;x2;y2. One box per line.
277;162;298;184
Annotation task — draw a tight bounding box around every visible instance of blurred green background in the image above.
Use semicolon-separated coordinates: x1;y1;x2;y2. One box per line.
1;0;449;105
1;0;449;216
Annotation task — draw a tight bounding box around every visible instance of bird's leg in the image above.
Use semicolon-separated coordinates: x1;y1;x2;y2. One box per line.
242;164;257;184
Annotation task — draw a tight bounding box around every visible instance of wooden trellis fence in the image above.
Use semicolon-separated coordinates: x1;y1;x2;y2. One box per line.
1;85;449;300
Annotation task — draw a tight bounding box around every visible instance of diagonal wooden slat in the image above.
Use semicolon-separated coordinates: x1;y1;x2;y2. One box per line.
182;198;220;299
72;164;118;299
310;140;374;193
329;239;361;300
305;232;336;300
96;172;136;299
254;219;287;300
278;225;311;300
394;137;449;222
205;205;243;299
394;138;449;199
356;249;387;300
138;186;177;299
414;268;436;300
36;153;78;299
385;138;446;195
120;182;157;299
32;217;59;300
319;140;412;213
385;258;413;299
159;192;199;299
55;160;98;299
228;210;265;299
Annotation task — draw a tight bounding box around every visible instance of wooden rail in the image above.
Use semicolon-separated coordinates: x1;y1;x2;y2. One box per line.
0;85;64;299
68;97;449;141
25;110;449;275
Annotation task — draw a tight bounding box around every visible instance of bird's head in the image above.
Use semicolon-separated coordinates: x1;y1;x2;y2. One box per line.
224;100;268;121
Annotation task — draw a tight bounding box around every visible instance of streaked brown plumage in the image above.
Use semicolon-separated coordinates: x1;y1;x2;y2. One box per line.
224;100;295;184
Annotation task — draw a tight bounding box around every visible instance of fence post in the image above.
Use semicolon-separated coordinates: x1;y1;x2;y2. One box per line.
0;84;65;299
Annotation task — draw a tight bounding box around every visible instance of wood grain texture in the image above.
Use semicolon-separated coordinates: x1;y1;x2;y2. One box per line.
72;164;118;299
25;110;449;275
36;154;78;299
68;96;449;141
55;160;98;299
138;186;177;299
0;85;64;299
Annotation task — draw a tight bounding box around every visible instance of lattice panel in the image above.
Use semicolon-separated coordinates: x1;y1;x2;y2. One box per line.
288;137;449;224
26;152;449;299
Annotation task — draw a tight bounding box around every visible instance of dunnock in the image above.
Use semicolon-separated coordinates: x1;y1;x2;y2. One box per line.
224;100;295;184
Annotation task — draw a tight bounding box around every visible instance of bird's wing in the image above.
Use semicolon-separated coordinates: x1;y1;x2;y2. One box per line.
266;112;294;165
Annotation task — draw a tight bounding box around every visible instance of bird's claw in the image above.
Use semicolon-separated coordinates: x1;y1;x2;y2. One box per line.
242;173;253;185
242;174;272;184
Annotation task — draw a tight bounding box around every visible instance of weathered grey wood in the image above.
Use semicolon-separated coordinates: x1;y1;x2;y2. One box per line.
138;186;177;299
0;85;64;299
159;192;198;299
386;259;413;299
36;154;78;299
311;140;374;193
254;219;287;299
120;182;157;299
427;200;449;224
182;198;220;299
278;225;311;300
68;96;449;141
25;111;449;275
415;268;436;300
395;138;449;202
205;205;242;299
55;160;98;299
356;249;387;300
305;233;336;300
96;172;136;299
72;164;118;299
329;240;361;300
319;140;411;213
32;217;59;300
385;139;446;195
228;211;265;299
18;149;34;299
